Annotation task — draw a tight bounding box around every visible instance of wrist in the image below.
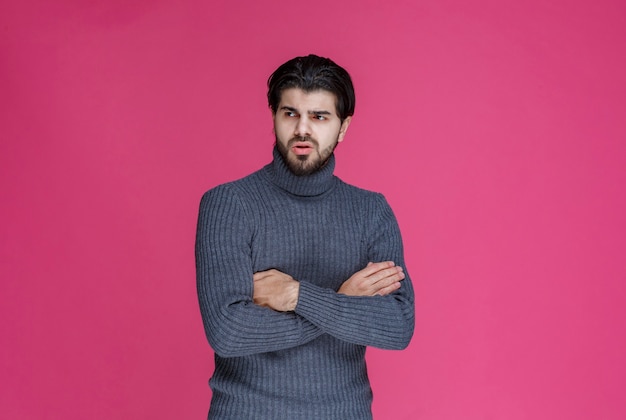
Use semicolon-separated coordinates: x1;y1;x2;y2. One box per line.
287;281;300;311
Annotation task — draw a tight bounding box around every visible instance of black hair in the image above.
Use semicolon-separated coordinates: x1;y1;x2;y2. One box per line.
267;54;355;122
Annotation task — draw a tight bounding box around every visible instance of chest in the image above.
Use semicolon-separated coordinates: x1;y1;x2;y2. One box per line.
249;194;367;290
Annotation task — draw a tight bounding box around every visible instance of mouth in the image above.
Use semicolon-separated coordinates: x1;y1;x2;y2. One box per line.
291;140;314;156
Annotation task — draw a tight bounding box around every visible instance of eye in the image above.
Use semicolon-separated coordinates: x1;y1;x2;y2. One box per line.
314;114;327;121
285;111;297;117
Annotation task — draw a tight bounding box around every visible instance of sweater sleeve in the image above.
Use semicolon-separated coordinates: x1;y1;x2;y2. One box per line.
294;193;415;350
196;186;323;358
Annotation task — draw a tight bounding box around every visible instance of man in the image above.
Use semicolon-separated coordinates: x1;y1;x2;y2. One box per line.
196;54;414;419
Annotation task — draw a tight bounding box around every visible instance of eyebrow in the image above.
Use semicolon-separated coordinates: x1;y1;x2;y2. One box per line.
279;106;333;116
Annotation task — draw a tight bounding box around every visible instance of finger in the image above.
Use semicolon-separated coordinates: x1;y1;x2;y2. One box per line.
253;271;271;281
361;261;395;277
369;266;404;285
374;281;402;296
372;271;404;290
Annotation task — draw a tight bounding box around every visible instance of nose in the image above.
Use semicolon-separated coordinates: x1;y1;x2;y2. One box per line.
294;116;311;137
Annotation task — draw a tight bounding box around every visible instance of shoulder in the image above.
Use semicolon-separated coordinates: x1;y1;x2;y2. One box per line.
330;179;398;229
200;166;267;201
335;178;390;209
198;168;269;218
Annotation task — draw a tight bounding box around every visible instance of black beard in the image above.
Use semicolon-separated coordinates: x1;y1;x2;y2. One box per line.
275;135;337;176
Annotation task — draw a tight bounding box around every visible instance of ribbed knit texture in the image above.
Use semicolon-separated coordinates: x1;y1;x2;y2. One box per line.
196;147;415;419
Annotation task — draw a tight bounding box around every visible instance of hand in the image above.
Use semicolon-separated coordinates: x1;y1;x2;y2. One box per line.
253;269;300;312
338;261;405;297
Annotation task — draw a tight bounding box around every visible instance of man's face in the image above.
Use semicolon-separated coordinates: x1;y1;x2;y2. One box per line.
273;88;351;176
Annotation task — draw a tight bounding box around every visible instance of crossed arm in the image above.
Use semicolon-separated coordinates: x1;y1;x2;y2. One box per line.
196;186;414;357
253;261;406;311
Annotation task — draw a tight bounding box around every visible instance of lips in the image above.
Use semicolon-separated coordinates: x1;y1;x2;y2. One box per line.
291;141;314;156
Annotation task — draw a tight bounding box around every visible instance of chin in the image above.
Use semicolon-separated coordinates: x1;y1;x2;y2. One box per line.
287;157;320;176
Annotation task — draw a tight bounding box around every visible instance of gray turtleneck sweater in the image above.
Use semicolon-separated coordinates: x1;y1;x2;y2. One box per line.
196;148;414;419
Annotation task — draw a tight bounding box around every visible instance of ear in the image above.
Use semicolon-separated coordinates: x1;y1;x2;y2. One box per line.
337;116;352;143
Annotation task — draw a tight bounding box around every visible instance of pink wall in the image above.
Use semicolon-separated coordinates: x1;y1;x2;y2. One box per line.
2;0;625;418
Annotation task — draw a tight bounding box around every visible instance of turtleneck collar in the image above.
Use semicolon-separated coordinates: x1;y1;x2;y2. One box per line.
263;146;338;197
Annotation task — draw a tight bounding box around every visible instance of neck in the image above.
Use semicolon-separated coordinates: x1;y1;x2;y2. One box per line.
264;146;337;197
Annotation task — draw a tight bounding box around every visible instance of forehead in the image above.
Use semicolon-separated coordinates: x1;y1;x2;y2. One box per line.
278;88;338;113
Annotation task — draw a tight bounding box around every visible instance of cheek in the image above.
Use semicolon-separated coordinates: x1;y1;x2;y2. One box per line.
276;127;291;142
273;122;286;137
275;120;294;136
321;126;341;142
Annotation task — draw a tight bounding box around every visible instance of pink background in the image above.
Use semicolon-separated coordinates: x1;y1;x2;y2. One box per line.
2;0;625;418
